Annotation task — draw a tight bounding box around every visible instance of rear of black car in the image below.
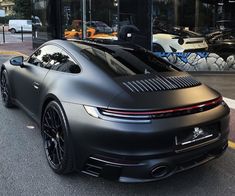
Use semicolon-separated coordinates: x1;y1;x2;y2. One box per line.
67;41;230;182
65;93;229;182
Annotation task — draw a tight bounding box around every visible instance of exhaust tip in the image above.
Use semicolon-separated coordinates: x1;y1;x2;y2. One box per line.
151;165;170;178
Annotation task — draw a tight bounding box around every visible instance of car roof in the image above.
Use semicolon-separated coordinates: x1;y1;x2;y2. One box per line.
46;39;145;55
74;40;144;52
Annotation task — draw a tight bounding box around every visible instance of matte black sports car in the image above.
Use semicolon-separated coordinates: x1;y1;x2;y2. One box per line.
0;40;230;182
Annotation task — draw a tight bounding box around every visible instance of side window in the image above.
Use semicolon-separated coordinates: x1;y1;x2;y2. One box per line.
28;45;62;69
50;50;81;74
28;45;80;73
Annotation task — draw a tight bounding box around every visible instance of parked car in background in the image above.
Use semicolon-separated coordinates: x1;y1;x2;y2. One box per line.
87;21;113;34
64;27;117;40
152;20;208;53
8;19;32;33
153;33;208;53
64;20;117;40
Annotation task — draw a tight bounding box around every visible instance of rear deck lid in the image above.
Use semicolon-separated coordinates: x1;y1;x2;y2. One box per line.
108;72;221;111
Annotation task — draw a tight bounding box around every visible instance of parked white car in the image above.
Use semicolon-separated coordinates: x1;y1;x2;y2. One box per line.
153;33;208;53
8;19;32;33
152;20;208;53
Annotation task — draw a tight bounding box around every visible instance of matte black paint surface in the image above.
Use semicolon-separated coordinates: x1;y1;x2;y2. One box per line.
0;40;230;182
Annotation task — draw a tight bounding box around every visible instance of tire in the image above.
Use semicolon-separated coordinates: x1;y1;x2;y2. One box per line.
41;101;74;174
10;28;16;34
1;70;13;108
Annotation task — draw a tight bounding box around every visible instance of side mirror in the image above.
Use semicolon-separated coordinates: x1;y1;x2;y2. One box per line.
10;56;24;67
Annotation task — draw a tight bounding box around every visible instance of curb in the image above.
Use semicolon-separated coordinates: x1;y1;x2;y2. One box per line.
229;141;235;149
0;51;28;57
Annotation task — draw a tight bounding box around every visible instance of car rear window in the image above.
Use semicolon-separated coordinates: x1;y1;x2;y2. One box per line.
79;45;178;77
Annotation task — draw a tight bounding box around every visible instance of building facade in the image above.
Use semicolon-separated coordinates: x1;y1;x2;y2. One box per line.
32;0;235;72
0;0;14;16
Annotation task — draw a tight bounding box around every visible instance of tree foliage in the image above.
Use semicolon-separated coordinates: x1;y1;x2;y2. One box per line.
13;0;32;19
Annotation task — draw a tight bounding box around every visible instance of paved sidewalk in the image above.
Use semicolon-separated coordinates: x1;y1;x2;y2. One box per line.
0;31;32;43
0;41;33;56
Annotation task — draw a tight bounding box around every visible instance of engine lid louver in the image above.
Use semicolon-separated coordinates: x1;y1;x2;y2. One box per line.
122;74;201;93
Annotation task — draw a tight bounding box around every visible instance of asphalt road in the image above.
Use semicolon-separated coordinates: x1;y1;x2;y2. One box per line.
0;56;11;64
0;55;235;195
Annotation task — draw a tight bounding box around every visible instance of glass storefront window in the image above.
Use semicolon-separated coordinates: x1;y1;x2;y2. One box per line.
152;0;235;72
62;0;118;41
32;0;235;72
32;0;59;48
118;0;152;50
61;0;152;50
62;0;82;39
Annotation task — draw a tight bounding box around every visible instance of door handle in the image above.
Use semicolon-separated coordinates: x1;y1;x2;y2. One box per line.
33;82;40;90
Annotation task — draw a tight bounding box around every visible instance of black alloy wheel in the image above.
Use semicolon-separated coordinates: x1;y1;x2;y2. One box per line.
1;70;13;107
42;101;73;174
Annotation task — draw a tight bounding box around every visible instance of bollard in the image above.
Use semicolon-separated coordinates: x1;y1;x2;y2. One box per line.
2;25;5;43
21;26;23;42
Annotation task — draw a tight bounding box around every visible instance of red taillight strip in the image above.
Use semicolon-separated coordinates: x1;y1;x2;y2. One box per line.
101;97;223;116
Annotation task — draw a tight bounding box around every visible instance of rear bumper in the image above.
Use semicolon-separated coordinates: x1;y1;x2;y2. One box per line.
61;102;230;182
83;138;228;183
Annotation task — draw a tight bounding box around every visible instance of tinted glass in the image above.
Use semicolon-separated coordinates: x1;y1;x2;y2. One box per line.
119;0;152;49
50;50;81;73
80;45;177;77
152;0;235;72
62;0;82;39
28;45;80;73
32;0;58;48
62;0;118;41
28;45;62;68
